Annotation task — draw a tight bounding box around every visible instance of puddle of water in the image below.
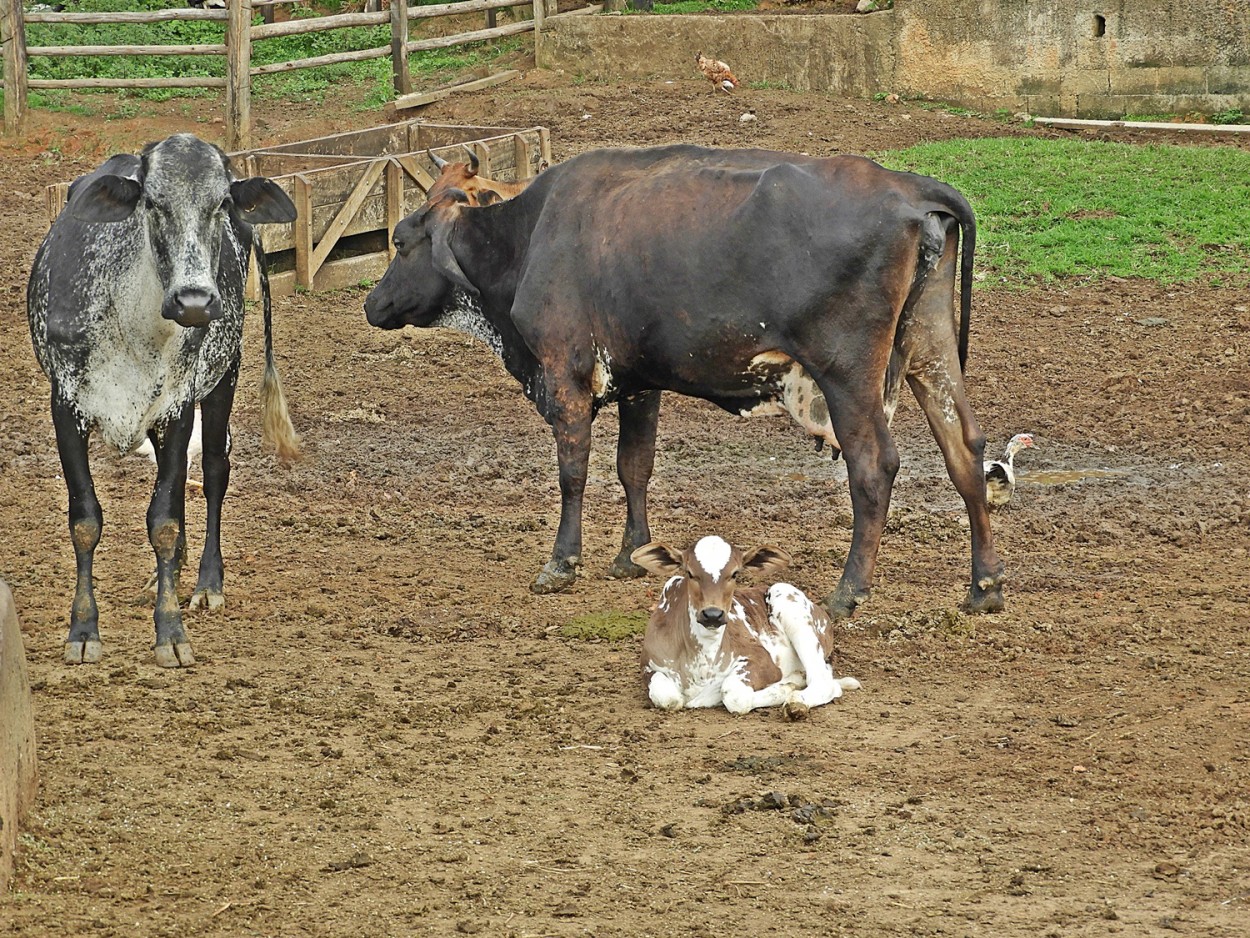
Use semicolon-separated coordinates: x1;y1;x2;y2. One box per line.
1021;468;1133;486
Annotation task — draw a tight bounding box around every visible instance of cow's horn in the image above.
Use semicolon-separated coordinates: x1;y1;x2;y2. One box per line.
462;146;479;175
428;149;448;170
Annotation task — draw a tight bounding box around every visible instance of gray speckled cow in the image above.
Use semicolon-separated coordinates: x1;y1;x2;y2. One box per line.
28;133;298;668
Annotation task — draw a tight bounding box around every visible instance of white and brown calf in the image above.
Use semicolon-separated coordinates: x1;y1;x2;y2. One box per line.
632;536;860;716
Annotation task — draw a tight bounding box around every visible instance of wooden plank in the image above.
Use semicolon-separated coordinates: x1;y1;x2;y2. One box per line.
0;581;38;896
250;44;390;78
250;8;388;40
405;20;532;55
268;252;390;298
226;0;252;150
292;174;314;290
390;0;410;97
2;0;29;135
385;158;404;260
310;159;386;276
28;77;228;89
393;69;520;111
45;181;69;225
26;43;227;56
513;134;532;180
393;153;436;193
22;9;227;23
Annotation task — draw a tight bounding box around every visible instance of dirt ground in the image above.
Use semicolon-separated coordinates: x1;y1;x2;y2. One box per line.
2;58;1249;938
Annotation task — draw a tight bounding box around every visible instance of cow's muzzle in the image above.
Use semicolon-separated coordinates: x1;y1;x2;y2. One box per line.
697;607;726;629
163;287;221;328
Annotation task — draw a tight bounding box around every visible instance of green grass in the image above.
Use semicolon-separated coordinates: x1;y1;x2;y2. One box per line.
646;0;759;12
880;137;1250;286
18;0;523;106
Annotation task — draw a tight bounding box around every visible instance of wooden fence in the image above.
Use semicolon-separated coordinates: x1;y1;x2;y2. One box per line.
1;0;597;148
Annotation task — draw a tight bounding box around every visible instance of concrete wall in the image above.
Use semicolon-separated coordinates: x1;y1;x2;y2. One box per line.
0;580;37;893
895;0;1250;118
537;1;1250;118
537;13;897;98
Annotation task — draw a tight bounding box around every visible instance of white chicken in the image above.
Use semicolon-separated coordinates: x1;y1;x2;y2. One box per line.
984;433;1035;509
133;408;214;490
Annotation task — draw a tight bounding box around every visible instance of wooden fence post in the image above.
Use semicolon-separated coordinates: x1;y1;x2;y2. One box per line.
226;0;253;150
390;0;410;97
532;0;545;34
1;0;29;135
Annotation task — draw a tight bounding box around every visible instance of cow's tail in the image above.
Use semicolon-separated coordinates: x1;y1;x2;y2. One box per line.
950;189;977;373
255;235;302;463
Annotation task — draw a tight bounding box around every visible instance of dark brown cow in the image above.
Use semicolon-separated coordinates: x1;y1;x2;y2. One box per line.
365;144;1006;617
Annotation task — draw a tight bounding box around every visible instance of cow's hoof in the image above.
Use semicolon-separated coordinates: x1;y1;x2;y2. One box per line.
190;589;224;612
781;699;810;722
606;553;646;580
154;642;196;669
530;561;577;594
963;586;1005;615
822;586;864;621
64;640;103;665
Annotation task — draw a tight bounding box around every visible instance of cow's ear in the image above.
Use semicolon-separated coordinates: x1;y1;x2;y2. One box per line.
630;542;684;577
231;177;297;225
476;189;502;206
429;200;479;296
741;545;791;577
70;174;142;223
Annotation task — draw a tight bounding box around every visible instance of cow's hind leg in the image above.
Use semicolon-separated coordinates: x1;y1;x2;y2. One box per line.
52;393;104;664
190;369;237;611
148;406;197;668
907;361;1005;612
904;232;1005;613
532;391;594;594
607;390;661;580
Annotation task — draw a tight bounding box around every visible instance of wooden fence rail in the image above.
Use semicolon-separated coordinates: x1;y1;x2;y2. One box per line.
1;0;583;148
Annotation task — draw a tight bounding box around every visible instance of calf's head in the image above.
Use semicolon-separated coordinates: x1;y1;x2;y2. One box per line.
70;133;295;328
632;536;791;628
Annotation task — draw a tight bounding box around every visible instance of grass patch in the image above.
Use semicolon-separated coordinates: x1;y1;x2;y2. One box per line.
559;609;648;641
879;136;1250;286
646;0;759;11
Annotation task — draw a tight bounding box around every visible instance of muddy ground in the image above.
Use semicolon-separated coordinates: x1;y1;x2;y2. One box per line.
1;59;1249;938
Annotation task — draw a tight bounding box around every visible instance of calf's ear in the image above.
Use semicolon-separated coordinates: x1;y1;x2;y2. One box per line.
476;189;502;206
231;177;297;225
70;174;142;223
630;542;684;577
741;545;791;577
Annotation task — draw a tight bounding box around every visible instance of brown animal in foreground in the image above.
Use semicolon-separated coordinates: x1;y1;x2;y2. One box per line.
427;147;535;205
633;536;860;717
696;52;738;92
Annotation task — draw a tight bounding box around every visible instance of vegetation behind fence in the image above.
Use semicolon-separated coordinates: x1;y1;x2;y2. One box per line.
0;0;593;147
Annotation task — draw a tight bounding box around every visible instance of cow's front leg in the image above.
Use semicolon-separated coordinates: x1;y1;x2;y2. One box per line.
52;394;103;664
190;370;237;611
149;408;196;668
721;670;801;715
532;392;593;594
608;390;661;580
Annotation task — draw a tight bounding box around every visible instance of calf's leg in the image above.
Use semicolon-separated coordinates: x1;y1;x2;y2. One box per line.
52;394;103;664
607;390;661;579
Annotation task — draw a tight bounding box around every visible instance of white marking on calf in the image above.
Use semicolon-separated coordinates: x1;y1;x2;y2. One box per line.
693;535;732;583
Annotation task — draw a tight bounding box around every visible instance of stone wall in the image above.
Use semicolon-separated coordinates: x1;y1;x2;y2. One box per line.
536;1;1250;119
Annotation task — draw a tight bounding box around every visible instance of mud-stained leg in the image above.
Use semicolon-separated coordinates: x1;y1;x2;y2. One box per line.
907;363;1005;612
815;379;900;619
532;389;594;594
191;369;237;611
51;392;104;664
767;584;860;708
903;223;1005;613
607;390;661;580
148;404;196;668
